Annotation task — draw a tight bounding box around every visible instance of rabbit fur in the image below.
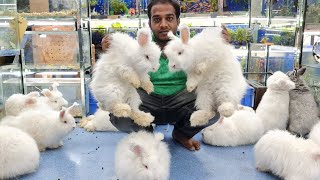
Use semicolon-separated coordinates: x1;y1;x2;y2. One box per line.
39;82;69;111
5;91;41;116
309;121;320;146
255;71;295;133
202;105;264;146
90;28;161;127
254;129;320;180
82;108;118;132
115;131;171;180
286;67;320;137
164;24;248;127
0;102;78;151
0;126;40;179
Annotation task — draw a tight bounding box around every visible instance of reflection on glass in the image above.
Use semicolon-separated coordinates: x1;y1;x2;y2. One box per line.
247;44;268;84
313;41;320;63
302;34;320;66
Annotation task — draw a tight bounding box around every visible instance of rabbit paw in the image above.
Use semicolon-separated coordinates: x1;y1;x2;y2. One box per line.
195;62;207;75
79;116;94;128
131;111;154;127
186;80;197;92
129;75;141;88
190;110;215;127
59;141;64;147
48;142;62;149
256;166;269;172
141;80;154;94
84;121;96;132
38;145;46;152
218;102;235;117
111;103;132;117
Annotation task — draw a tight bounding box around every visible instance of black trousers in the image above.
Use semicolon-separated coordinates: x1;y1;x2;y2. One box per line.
109;89;220;138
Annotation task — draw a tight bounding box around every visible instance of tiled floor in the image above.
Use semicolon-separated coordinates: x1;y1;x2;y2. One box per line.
20;125;279;180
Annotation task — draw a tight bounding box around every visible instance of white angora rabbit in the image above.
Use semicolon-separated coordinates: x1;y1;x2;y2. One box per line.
0;126;40;179
90;28;161;127
164;24;248;127
115;131;171;180
254;129;320;180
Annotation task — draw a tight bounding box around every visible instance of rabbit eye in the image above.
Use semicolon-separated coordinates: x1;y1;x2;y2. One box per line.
64;121;67;124
145;55;149;60
178;51;182;55
144;165;148;169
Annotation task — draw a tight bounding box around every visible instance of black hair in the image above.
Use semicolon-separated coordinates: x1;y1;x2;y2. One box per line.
147;0;181;19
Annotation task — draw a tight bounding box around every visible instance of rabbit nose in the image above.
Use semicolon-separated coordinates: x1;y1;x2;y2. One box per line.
73;127;76;129
173;65;176;68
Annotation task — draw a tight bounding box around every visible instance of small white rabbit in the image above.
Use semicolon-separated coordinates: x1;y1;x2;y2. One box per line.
82;108;118;132
0;126;40;179
164;24;248;127
255;71;295;132
202;107;264;146
1;102;78;151
115;131;171;180
5;91;40;116
254;130;320;180
90;28;161;127
39;82;69;111
309;121;320;145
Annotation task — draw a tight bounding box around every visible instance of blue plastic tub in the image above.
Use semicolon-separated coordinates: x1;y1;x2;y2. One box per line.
240;86;255;107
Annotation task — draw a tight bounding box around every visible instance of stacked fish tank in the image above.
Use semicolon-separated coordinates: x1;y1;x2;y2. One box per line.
246;0;301;85
0;0;24;118
300;0;320;104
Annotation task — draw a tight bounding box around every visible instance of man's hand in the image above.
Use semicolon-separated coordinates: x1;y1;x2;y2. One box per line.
101;35;112;52
221;25;231;43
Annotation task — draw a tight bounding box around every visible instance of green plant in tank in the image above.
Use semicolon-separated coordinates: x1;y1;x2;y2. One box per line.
110;0;129;15
208;0;218;11
90;0;98;6
95;25;106;35
271;35;282;45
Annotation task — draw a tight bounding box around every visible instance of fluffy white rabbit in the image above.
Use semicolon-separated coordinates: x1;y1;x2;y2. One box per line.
255;71;295;132
202;106;264;146
82;109;118;132
0;126;40;179
39;82;68;111
5;91;40;116
309;121;320;145
164;24;248;127
90;28;161;127
115;131;171;180
0;102;78;151
254;130;320;180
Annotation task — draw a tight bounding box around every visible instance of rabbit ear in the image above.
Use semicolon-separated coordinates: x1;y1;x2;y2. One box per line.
25;97;37;106
66;102;79;114
297;67;306;76
130;144;143;157
154;132;164;141
312;152;320;161
41;89;52;97
59;107;67;119
137;28;151;47
51;82;59;91
27;91;40;97
179;24;190;44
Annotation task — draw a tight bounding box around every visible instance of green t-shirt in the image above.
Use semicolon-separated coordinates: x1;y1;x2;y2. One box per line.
149;54;187;96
